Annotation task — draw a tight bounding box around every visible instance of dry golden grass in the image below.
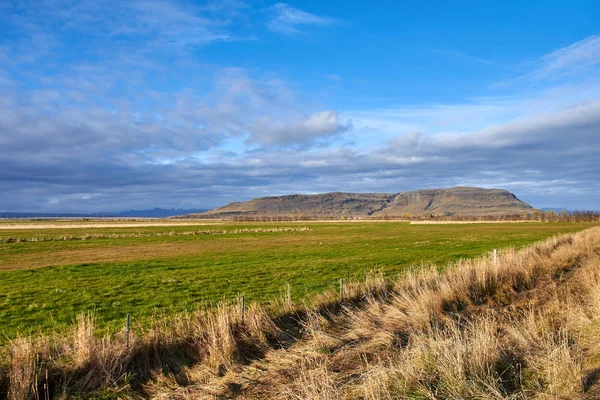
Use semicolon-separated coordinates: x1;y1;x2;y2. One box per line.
410;220;537;224
2;228;600;399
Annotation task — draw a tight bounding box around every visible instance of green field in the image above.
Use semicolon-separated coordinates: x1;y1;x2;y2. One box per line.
0;220;594;342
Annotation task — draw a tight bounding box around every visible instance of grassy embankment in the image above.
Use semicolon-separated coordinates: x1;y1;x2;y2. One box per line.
1;225;600;399
0;221;593;341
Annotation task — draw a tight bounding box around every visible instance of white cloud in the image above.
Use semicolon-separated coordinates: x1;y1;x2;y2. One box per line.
246;111;351;146
386;101;600;155
266;3;336;35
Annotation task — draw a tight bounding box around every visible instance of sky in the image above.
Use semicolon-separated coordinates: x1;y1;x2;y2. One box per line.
1;0;600;212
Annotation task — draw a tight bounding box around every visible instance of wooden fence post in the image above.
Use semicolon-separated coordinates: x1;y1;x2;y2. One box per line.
125;313;131;348
44;368;49;400
241;295;245;325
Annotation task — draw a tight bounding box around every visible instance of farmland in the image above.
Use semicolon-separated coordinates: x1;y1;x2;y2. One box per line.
0;220;594;341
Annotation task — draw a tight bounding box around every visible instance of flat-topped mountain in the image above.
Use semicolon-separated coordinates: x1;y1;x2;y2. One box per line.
180;187;536;219
373;187;532;217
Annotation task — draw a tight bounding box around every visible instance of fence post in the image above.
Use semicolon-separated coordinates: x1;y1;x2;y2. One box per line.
44;368;49;400
125;313;131;348
493;249;497;264
241;294;245;325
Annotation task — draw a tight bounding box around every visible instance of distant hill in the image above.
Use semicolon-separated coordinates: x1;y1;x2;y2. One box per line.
0;208;208;219
179;187;536;219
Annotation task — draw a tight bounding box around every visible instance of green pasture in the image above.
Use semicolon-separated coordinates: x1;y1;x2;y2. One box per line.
0;221;593;342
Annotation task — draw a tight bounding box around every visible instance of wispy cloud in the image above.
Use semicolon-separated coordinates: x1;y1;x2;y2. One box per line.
117;0;252;48
198;0;250;15
525;34;600;83
323;73;342;82
428;47;505;67
266;3;337;35
3;0;255;60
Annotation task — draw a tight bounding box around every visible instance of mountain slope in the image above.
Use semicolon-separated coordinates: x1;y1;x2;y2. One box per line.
183;187;536;218
372;187;533;217
195;192;394;218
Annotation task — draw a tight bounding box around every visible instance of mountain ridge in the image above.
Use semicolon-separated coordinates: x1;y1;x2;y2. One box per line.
180;187;536;219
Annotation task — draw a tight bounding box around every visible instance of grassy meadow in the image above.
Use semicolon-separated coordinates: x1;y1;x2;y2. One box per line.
0;220;594;341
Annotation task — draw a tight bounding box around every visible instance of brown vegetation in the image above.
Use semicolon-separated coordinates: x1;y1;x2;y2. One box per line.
0;227;310;244
406;210;600;223
197;211;600;223
2;227;600;399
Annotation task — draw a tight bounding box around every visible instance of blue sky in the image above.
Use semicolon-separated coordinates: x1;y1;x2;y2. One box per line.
1;0;600;212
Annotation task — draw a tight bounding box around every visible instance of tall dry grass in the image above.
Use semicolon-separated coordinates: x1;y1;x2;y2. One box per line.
0;300;283;399
269;230;600;400
2;228;600;399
